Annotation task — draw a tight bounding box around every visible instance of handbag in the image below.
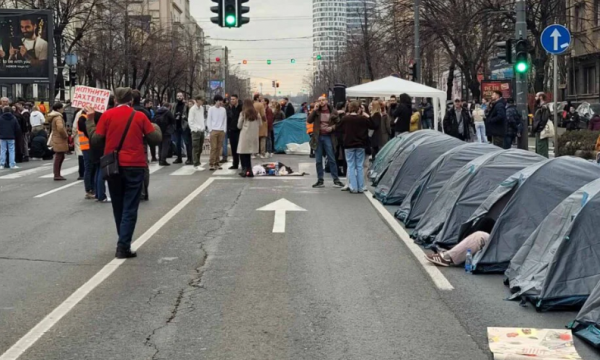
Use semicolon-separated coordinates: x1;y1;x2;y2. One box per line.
540;120;555;140
46;131;53;149
100;110;136;180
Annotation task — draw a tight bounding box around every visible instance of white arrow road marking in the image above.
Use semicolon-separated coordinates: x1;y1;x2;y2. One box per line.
257;198;306;233
550;28;561;51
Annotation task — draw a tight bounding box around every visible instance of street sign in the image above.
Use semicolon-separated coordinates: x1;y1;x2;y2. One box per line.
541;24;571;54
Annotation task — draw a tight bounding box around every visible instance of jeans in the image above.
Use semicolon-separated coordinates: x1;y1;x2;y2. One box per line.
503;135;514;149
191;131;205;167
222;134;228;159
474;122;487;143
266;131;273;153
174;128;192;160
107;168;145;251
422;117;432;130
95;166;106;201
228;131;240;168
315;135;338;180
0;139;16;168
83;150;95;192
345;148;365;192
78;155;85;178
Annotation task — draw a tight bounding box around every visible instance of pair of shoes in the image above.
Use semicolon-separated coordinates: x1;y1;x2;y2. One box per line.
217;166;223;170
115;248;137;259
151;158;158;162
333;179;345;188
77;176;84;180
209;166;215;171
220;159;228;164
54;176;66;181
229;166;238;170
85;192;95;200
185;160;193;165
173;159;183;164
159;161;170;166
425;253;452;267
309;154;316;158
312;180;325;188
10;166;19;169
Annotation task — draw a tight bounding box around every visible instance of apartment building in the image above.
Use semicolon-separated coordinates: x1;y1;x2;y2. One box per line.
568;0;600;102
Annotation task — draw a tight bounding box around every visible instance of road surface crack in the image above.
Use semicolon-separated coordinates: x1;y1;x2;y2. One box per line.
0;256;94;266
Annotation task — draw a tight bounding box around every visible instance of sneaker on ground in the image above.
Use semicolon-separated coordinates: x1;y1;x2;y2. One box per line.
312;180;325;188
341;185;349;191
10;166;19;169
333;180;344;188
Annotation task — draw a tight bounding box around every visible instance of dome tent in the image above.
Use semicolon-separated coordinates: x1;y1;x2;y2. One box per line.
370;130;441;186
473;157;600;274
411;149;545;247
571;279;600;347
368;136;402;182
376;135;463;205
373;130;443;194
458;160;549;241
505;178;600;311
273;113;310;154
395;143;498;228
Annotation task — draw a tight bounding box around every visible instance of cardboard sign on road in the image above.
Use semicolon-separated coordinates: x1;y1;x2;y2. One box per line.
71;86;111;112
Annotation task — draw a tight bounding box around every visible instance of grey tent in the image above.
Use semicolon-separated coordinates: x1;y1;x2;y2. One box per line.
368;136;403;183
457;160;550;242
370;130;442;186
396;143;499;228
373;131;444;199
412;149;545;247
571;280;600;347
376;135;463;205
473;157;600;273
505;178;600;311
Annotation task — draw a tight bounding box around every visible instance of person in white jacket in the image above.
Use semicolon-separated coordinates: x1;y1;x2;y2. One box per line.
188;96;206;169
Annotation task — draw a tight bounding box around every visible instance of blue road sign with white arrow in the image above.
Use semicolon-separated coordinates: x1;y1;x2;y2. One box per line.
541;24;571;55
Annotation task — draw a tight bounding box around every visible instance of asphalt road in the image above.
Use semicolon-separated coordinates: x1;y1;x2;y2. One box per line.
0;154;596;359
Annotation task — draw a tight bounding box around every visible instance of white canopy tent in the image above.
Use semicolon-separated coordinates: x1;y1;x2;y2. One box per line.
345;76;447;130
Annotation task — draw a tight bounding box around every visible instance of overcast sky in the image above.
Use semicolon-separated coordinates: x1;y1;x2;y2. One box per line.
190;0;313;96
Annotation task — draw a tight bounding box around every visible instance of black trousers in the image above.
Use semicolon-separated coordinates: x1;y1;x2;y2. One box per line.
228;131;240;168
149;145;157;160
240;154;252;172
107;168;145;251
159;134;172;163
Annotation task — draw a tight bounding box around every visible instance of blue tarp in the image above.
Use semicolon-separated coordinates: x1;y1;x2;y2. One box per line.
273;113;310;154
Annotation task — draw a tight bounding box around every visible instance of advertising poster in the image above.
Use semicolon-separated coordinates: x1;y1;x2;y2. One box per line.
0;9;53;81
481;80;513;101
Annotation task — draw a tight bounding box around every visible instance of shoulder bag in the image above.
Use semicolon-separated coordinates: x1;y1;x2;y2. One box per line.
100;110;136;180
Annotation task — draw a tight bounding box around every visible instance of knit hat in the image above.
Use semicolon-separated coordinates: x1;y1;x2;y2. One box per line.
114;87;133;104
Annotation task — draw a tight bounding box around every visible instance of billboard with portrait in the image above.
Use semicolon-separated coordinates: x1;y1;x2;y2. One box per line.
0;9;53;83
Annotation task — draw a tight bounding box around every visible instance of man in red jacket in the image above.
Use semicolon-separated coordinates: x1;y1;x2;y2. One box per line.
86;87;162;259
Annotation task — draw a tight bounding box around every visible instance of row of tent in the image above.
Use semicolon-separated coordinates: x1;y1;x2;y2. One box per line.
368;130;600;348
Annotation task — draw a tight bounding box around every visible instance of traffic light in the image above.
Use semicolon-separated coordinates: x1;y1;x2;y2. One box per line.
267;59;271;65
216;57;221;62
291;59;296;64
514;39;529;74
210;0;222;26
238;0;250;27
409;63;417;81
496;39;513;64
276;82;280;88
223;0;237;27
242;60;247;64
316;54;322;60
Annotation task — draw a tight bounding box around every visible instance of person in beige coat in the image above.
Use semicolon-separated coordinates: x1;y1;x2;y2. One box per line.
253;95;267;157
238;99;263;177
46;102;68;180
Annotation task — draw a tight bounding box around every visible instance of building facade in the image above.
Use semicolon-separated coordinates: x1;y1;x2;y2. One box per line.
568;0;600;103
346;0;376;38
313;0;348;63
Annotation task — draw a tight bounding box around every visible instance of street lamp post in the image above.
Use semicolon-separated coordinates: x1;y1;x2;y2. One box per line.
414;0;420;83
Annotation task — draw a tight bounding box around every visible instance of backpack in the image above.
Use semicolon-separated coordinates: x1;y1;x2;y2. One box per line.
154;111;166;128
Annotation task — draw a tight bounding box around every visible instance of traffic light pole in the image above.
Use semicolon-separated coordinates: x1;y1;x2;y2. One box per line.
414;0;420;83
515;0;528;151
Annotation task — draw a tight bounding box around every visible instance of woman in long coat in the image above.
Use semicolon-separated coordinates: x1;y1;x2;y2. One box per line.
46;102;69;181
238;99;263;177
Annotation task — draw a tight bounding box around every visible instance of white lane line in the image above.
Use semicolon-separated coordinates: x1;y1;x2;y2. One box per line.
212;162;234;175
34;181;83;198
364;192;454;291
0;178;217;360
40;166;79;179
299;162;313;176
0;164;52;180
148;163;164;175
170;165;204;176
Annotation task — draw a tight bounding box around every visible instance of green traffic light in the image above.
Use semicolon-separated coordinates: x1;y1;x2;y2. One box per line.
291;59;296;64
316;55;322;60
515;62;528;73
225;14;236;26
